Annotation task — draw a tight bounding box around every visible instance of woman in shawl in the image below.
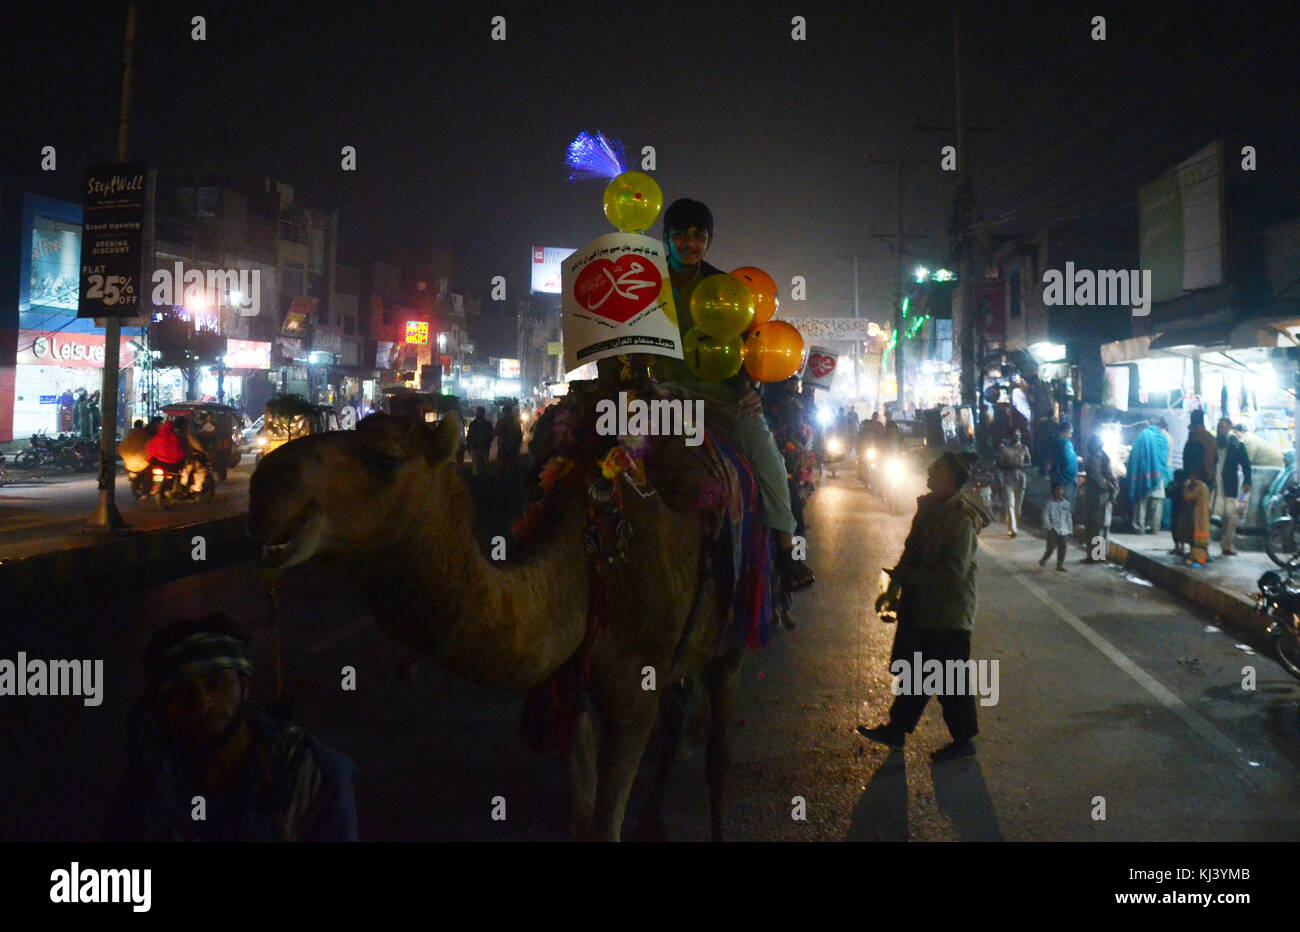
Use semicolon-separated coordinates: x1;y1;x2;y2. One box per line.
1082;434;1119;563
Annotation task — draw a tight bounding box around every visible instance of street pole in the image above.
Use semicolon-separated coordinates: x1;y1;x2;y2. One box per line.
953;0;980;449
853;254;860;402
89;0;138;531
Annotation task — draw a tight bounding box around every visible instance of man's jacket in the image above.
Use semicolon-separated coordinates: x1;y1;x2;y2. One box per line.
1217;436;1252;499
1050;436;1078;484
467;417;494;452
894;488;992;632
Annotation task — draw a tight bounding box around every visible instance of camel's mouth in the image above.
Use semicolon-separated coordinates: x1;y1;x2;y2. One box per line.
259;507;325;570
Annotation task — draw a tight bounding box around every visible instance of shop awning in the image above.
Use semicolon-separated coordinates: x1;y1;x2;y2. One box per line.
1100;336;1151;364
1147;313;1235;352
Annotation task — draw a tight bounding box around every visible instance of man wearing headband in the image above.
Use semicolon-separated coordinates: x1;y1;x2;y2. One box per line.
654;198;814;592
859;451;992;761
104;614;358;841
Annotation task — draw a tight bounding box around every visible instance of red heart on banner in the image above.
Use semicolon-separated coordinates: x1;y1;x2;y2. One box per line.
808;352;836;379
572;256;662;324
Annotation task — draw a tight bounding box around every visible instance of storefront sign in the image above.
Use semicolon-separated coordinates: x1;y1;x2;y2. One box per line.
314;325;344;354
281;296;317;337
78;162;152;318
225;339;271;370
498;358;520;379
17;330;137;369
404;320;429;345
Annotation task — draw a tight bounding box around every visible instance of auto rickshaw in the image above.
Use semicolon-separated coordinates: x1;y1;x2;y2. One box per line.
159;401;243;481
255;394;341;463
379;387;462;426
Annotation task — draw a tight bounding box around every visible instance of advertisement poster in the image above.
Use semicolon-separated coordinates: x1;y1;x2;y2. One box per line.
78;162;151;318
561;232;680;373
802;345;839;390
530;246;576;294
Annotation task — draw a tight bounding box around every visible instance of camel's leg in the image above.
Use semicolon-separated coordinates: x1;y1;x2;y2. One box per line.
628;680;690;841
568;704;598;840
590;693;659;841
704;646;745;842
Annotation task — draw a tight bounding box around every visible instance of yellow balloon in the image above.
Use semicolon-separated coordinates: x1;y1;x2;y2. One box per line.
689;274;755;339
730;266;778;327
743;321;806;382
682;327;745;381
602;171;663;233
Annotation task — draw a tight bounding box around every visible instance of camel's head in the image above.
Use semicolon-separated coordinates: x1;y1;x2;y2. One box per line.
249;412;462;570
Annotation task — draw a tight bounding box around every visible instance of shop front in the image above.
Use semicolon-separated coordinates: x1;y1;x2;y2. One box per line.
13;329;139;438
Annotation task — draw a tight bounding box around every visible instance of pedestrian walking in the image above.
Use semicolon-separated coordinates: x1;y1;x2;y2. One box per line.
466;406;494;476
1182;466;1212;567
857;452;992;761
996;428;1031;538
1127;419;1172;533
1211;417;1251;556
495;404;524;480
1081;434;1118;562
1039;482;1072;571
74;389;89;438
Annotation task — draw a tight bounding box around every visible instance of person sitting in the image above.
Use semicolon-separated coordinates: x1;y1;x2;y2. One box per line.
144;419;186;471
104;613;358;842
650;198;814;591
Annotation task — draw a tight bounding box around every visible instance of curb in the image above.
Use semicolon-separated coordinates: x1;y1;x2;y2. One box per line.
1105;538;1272;652
1;514;257;600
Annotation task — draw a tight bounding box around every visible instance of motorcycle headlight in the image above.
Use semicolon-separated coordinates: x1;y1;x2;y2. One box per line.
827;437;844;456
887;457;904;478
256;435;267;447
867;446;877;461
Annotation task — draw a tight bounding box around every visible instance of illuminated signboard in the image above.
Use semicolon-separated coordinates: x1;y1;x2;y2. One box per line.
224;339;272;369
530;246;576;294
405;320;429;344
498;358;520;379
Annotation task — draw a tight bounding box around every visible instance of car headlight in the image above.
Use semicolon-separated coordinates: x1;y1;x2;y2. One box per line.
255;436;267;447
887;457;904;478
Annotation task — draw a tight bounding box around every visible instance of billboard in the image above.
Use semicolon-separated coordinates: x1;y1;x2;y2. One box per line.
16;330;137;369
225;339;271;369
498;357;520;379
404;320;429;344
78;162;152;318
22;195;82;315
531;246;576;294
1138;141;1224;305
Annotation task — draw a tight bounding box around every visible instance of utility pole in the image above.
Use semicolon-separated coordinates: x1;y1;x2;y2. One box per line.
89;1;138;531
867;156;931;415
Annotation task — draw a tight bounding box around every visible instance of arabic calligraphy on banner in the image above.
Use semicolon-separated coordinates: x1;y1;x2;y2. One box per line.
775;317;880;341
561;232;681;373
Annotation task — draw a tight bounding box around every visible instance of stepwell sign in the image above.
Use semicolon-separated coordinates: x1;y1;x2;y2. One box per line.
78;162;153;318
1138;141;1224;305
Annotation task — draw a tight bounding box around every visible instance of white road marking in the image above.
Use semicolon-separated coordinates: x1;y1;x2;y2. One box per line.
984;543;1277;792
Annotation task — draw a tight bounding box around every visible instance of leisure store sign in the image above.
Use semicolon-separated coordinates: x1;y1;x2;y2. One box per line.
17;330;136;369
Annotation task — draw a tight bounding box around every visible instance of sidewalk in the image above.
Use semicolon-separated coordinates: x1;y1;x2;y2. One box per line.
1009;473;1273;650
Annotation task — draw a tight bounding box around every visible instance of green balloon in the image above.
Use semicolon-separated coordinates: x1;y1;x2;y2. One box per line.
689;274;755;339
683;326;745;381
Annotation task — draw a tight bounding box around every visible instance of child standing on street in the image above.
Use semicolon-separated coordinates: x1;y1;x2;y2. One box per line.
1167;468;1187;558
1039;482;1073;571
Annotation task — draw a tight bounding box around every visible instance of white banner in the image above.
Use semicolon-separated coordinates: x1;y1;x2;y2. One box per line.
562;232;681;372
531;246;577;294
777;317;877;340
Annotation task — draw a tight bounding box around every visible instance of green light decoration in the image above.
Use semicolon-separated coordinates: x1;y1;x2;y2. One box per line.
901;296;909;319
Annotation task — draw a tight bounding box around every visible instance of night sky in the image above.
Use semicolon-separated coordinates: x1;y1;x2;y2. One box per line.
5;0;1298;321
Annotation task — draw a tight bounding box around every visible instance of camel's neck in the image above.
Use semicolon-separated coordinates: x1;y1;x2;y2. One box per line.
353;470;591;692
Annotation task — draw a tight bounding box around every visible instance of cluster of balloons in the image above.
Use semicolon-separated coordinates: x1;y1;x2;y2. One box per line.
683;266;806;382
599;168;807;383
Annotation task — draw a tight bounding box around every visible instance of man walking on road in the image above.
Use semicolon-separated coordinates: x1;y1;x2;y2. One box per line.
858;452;992;761
1212;416;1252;556
996;428;1031;538
466;407;494;476
1049;421;1079;516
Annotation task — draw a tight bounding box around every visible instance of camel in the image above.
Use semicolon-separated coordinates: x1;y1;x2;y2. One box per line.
247;400;753;841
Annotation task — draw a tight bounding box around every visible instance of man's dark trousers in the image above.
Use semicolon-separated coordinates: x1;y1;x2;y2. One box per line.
886;621;979;741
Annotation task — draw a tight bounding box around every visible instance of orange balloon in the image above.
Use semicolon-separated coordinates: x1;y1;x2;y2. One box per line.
743;320;806;382
730;266;778;326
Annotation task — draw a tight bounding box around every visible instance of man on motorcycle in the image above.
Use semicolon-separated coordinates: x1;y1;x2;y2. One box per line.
144;420;186;473
171;417;210;495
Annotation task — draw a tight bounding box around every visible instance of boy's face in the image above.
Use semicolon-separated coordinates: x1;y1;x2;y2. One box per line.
667;225;710;269
1052;487;1064;500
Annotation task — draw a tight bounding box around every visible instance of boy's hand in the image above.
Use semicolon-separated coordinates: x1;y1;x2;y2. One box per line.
738;382;762;417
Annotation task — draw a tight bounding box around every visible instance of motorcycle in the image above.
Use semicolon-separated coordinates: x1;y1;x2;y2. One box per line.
1264;484;1300;569
823;430;847;478
1256;570;1300;680
135;454;216;509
